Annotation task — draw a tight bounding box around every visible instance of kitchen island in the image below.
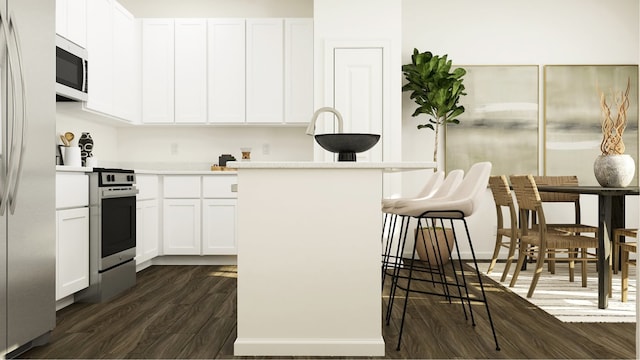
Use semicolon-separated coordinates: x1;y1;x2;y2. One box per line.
229;161;435;357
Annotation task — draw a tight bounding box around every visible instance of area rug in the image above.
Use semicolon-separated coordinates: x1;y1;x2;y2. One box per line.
478;262;636;323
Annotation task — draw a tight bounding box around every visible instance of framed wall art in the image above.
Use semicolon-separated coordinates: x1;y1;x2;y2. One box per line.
445;65;539;176
544;65;638;186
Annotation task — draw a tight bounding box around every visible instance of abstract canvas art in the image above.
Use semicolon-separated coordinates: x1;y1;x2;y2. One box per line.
544;65;638;186
446;65;539;175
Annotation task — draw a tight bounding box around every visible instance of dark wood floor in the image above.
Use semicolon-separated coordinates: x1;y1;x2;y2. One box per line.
19;264;636;359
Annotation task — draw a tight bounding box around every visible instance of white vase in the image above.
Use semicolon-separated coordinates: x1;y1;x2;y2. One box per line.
593;154;635;187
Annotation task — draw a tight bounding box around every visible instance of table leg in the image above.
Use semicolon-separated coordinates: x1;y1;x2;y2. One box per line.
597;194;626;309
598;195;611;309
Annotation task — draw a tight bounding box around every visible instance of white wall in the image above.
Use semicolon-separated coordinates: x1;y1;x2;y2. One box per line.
401;0;639;258
116;126;313;170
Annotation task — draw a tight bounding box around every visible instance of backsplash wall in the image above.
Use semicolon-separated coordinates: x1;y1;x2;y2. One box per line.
116;126;314;170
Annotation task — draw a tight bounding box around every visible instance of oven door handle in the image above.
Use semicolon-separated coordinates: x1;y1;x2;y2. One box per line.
100;188;139;198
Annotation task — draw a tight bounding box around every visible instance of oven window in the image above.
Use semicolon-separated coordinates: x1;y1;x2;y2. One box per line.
101;196;136;258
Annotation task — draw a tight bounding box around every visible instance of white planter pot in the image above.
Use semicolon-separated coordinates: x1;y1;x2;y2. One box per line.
593;154;635;187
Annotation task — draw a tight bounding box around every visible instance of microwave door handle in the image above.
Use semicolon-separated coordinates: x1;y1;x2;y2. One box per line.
82;58;88;93
6;14;26;215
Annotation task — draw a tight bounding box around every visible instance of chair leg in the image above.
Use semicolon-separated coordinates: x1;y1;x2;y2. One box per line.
621;247;630;302
500;235;517;282
580;248;587;288
527;250;545;298
568;248;575;283
487;233;503;274
509;246;527;288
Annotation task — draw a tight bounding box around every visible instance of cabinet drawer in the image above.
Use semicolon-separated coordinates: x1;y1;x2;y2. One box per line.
202;175;237;198
163;175;201;198
56;173;89;209
136;174;159;200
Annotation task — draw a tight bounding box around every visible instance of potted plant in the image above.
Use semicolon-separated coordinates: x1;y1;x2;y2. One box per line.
402;48;467;171
402;49;467;265
594;78;635;187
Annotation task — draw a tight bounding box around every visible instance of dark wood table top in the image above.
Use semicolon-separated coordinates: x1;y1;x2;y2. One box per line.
537;185;640;196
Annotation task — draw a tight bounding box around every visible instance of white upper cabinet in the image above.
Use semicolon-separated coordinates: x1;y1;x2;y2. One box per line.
85;0;113;115
208;19;246;124
84;0;137;122
174;19;208;123
141;19;175;123
112;2;137;121
56;0;87;48
284;18;313;124
246;19;284;123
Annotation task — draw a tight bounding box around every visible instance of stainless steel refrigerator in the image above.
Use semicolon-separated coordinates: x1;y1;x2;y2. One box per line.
0;0;56;357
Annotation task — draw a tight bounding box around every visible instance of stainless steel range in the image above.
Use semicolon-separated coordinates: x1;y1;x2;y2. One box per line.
77;168;138;303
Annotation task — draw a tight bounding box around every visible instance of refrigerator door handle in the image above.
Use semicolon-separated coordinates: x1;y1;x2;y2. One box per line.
6;13;26;214
0;11;11;217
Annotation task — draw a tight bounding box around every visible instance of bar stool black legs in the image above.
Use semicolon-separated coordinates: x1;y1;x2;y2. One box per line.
389;212;501;352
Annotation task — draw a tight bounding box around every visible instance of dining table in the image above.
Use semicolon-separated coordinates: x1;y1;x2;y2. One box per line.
536;185;639;309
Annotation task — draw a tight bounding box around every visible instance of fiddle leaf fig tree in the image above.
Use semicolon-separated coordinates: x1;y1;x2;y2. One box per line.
402;49;466;168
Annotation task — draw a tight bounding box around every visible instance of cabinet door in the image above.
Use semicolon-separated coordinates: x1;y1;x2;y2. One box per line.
56;208;89;300
112;2;137;122
202;199;237;255
284;18;313;124
208;19;246;123
142;19;175;123
175;19;207;123
56;0;87;48
246;19;283;123
163;199;201;255
136;199;159;266
85;0;113;114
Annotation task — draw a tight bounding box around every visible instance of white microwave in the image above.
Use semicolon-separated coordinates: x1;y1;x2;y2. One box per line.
56;35;88;102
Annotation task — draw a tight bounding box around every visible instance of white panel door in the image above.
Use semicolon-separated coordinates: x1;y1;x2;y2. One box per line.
112;2;136;122
246;19;284;123
333;48;384;162
56;208;89;300
175;19;208;123
85;0;113;115
284;18;313;124
163;199;201;255
202;199;237;255
142;19;175;123
208;19;246;123
136;200;159;266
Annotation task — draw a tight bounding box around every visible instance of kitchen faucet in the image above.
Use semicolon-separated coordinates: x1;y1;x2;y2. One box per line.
306;107;344;135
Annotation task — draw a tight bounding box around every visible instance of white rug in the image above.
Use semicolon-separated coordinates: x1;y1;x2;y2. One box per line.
479;262;636;323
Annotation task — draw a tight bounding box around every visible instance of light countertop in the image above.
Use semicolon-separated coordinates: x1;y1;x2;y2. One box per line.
227;161;436;172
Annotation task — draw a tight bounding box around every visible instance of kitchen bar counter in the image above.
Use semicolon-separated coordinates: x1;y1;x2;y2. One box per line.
232;161;435;357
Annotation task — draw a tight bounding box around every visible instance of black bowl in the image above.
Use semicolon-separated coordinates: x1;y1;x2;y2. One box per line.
314;133;381;161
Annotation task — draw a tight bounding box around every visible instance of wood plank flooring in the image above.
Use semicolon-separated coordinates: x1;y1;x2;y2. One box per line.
19;264;636;359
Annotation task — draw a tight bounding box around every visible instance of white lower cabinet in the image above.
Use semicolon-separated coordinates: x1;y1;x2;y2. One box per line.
136;199;159;265
163;198;202;254
162;175;237;256
56;207;89;301
202;199;237;255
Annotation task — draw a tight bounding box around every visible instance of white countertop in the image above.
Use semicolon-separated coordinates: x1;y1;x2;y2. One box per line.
227;161;436;172
56;165;92;173
134;169;237;175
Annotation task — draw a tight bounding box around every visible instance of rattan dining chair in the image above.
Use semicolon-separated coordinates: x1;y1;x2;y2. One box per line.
487;175;518;282
533;175;598;279
509;175;599;297
613;228;637;302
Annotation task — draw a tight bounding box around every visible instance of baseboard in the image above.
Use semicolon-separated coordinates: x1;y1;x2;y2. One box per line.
233;337;385;357
151;255;237;266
